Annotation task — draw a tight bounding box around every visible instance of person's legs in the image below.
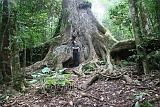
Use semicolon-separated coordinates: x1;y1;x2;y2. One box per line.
73;52;77;67
76;52;80;66
73;52;79;67
74;53;79;67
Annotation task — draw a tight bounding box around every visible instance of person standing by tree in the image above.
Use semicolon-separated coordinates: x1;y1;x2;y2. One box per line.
72;41;80;67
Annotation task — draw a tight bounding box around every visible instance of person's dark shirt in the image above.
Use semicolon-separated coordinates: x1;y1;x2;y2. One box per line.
73;45;80;53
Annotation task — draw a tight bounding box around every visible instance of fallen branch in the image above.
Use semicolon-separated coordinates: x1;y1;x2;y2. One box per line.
72;70;83;76
80;92;101;101
154;80;160;86
123;75;133;83
81;74;100;89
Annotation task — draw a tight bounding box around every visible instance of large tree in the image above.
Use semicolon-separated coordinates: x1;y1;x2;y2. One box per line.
25;0;118;72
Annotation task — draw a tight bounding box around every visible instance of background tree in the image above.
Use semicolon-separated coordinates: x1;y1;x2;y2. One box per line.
128;0;149;74
9;0;24;90
18;0;62;66
103;1;133;40
0;0;11;82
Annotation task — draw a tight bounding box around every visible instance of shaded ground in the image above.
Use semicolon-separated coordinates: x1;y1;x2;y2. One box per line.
1;64;160;107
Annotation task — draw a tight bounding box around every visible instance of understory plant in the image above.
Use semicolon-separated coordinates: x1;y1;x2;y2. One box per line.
30;67;72;94
132;90;153;107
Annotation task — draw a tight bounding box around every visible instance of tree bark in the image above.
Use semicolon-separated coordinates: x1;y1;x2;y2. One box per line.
0;0;11;82
155;0;160;33
138;0;151;35
9;0;24;90
128;0;149;74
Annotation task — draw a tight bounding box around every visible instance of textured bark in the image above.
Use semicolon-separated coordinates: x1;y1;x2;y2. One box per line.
123;75;133;83
111;39;135;55
9;0;24;90
138;0;151;35
155;0;160;32
111;39;135;65
24;0;117;72
128;0;149;74
0;0;11;81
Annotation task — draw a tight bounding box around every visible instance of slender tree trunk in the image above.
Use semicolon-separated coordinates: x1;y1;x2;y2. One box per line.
128;0;149;74
138;0;150;35
155;0;160;33
0;0;11;82
9;0;24;90
29;37;34;65
23;42;27;67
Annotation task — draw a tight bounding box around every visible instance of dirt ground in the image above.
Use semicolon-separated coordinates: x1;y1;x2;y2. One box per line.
1;64;160;107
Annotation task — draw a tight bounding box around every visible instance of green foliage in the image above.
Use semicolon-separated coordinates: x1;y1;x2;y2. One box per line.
117;60;135;69
140;101;153;107
98;60;106;65
134;101;153;107
103;0;133;40
42;67;51;73
29;67;72;93
132;90;149;100
133;90;153;107
129;39;160;70
17;0;62;49
142;0;158;34
0;88;13;103
82;63;97;73
0;94;9;102
134;101;140;107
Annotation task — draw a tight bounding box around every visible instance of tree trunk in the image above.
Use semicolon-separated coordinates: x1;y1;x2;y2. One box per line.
0;0;11;82
128;0;149;74
138;0;151;35
9;0;24;90
24;0;117;72
155;0;160;33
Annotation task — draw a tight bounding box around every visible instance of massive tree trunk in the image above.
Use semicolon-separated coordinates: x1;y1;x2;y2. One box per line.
25;0;117;72
128;0;149;74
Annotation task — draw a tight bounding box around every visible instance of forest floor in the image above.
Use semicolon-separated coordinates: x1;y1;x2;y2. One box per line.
1;64;160;107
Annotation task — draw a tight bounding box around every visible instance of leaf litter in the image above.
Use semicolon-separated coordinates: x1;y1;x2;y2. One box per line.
1;64;160;107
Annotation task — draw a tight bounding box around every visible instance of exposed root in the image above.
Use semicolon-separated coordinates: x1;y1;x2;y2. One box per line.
23;61;46;72
123;75;133;83
82;70;127;89
81;74;100;89
98;71;127;79
72;69;83;76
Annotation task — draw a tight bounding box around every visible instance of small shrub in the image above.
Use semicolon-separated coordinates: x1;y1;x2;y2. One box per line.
29;67;72;94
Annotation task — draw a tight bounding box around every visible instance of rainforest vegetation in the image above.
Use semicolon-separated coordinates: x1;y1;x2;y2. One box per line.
0;0;160;106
